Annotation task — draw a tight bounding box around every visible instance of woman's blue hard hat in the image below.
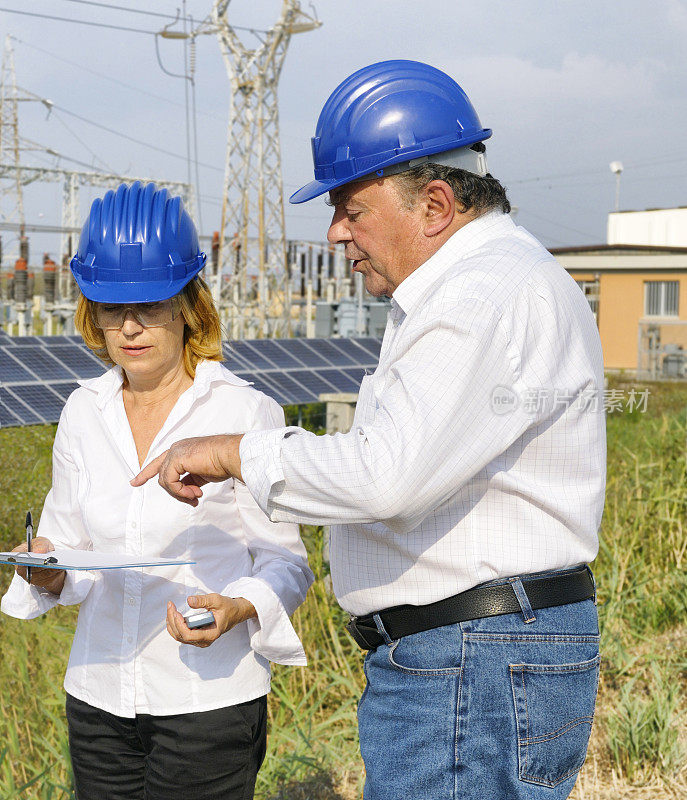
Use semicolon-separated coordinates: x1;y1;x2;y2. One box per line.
70;181;207;303
290;59;492;204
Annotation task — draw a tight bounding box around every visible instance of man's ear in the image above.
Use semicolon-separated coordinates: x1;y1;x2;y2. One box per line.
422;180;457;237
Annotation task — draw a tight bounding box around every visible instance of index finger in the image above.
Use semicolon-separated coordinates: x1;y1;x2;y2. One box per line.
131;451;168;487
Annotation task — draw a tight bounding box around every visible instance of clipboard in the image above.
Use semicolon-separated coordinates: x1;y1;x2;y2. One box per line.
0;549;195;571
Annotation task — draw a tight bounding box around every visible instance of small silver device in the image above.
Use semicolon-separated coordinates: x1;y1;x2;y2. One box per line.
183;610;215;630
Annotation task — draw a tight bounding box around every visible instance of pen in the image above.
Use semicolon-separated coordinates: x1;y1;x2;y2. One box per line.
25;511;33;585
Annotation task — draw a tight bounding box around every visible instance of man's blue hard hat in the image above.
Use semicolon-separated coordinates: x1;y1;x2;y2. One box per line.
289;59;492;204
70;181;207;303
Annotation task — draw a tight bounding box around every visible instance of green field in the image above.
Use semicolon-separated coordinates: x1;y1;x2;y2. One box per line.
0;376;685;799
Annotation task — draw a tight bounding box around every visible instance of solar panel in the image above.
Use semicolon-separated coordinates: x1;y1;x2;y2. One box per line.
344;367;369;385
0;335;382;427
1;386;42;425
262;372;315;405
50;382;81;402
11;346;77;381
221;343;253;372
300;339;358;366
233;371;286;405
48;344;107;380
317;368;361;393
9;384;66;423
247;339;305;369
8;336;44;346
347;337;382;359
0;347;35;383
230;341;276;371
288;369;345;396
272;338;330;367
0;396;22;427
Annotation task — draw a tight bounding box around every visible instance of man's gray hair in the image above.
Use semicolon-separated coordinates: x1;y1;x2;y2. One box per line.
391;162;511;215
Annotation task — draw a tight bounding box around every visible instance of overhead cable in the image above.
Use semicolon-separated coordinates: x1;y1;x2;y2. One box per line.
47;99;224;173
56;0;270;34
0;6;157;34
57;0;194;21
11;36;226;123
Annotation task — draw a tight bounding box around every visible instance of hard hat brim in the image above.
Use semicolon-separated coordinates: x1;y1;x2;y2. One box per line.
289;131;492;205
289;178;341;205
72;264;204;304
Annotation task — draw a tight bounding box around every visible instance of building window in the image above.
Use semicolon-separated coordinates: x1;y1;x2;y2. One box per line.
644;281;679;317
576;280;600;322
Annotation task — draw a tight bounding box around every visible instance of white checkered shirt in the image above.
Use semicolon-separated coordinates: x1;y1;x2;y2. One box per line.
240;210;606;616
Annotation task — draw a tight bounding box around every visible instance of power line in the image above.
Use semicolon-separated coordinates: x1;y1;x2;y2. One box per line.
0;5;157;35
51;112;118;174
57;0;192;21
52;102;224;172
506;149;687;189
17;82;224;174
28;146;114;173
519;208;598;241
507;166;606;186
56;0;270;34
11;36;226;124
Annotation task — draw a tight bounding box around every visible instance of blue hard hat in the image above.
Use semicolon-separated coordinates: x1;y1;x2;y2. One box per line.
290;59;492;204
70;181;207;303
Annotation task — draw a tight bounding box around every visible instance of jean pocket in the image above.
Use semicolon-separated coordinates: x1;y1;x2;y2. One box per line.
386;625;462;676
509;653;600;787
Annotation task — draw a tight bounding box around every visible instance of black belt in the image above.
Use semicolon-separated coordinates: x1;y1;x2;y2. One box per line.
345;566;595;650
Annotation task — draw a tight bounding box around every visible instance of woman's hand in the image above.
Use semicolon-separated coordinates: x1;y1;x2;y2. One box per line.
11;537;67;595
166;594;257;648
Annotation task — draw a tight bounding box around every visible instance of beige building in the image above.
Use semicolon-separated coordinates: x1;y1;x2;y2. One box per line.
550;244;687;375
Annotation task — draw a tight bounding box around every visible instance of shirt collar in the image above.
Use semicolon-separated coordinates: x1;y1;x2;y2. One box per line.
392;210;515;318
78;359;251;409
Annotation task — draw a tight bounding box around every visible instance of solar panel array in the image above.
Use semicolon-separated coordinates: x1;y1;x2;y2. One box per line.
0;330;381;428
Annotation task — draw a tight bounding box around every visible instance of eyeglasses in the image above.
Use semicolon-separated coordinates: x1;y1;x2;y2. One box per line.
93;298;180;330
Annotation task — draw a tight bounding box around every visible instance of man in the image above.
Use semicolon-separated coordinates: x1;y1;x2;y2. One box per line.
135;60;605;800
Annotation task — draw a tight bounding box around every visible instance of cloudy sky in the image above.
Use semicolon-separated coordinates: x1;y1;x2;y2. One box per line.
1;0;685;262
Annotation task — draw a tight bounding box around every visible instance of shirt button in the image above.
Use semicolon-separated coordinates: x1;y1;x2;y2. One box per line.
127;636;133;644
128;598;136;606
131;522;137;529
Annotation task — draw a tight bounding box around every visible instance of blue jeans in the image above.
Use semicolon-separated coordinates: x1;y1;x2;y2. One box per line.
357;568;600;800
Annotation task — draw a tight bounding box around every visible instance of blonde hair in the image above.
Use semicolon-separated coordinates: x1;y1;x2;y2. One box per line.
74;275;223;378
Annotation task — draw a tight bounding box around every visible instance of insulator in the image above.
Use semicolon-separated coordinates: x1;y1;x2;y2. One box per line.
13;266;27;304
44;270;57;305
212;231;219;272
69;272;80;302
189;37;197;78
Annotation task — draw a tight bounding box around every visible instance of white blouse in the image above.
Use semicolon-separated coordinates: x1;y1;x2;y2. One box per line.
1;360;314;718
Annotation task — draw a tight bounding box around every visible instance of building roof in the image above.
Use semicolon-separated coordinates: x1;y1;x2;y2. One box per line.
550;244;687;256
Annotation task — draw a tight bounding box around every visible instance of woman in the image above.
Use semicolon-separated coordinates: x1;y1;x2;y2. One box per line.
1;182;314;800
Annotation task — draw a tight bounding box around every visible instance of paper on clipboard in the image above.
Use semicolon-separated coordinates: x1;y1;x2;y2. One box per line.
0;549;195;570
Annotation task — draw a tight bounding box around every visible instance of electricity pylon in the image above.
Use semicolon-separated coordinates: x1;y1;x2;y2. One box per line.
0;32;193;298
211;1;321;338
0;35;26;262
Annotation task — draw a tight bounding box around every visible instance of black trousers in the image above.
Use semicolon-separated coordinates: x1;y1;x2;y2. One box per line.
65;693;267;800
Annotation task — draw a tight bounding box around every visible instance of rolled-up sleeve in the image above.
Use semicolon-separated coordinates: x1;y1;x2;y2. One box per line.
1;403;94;620
230;396;314;665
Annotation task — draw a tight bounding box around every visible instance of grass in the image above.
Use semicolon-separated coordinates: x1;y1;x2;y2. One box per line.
0;378;685;798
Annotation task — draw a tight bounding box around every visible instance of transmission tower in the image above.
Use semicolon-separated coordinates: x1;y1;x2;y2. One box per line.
0;35;25;263
211;1;321;338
